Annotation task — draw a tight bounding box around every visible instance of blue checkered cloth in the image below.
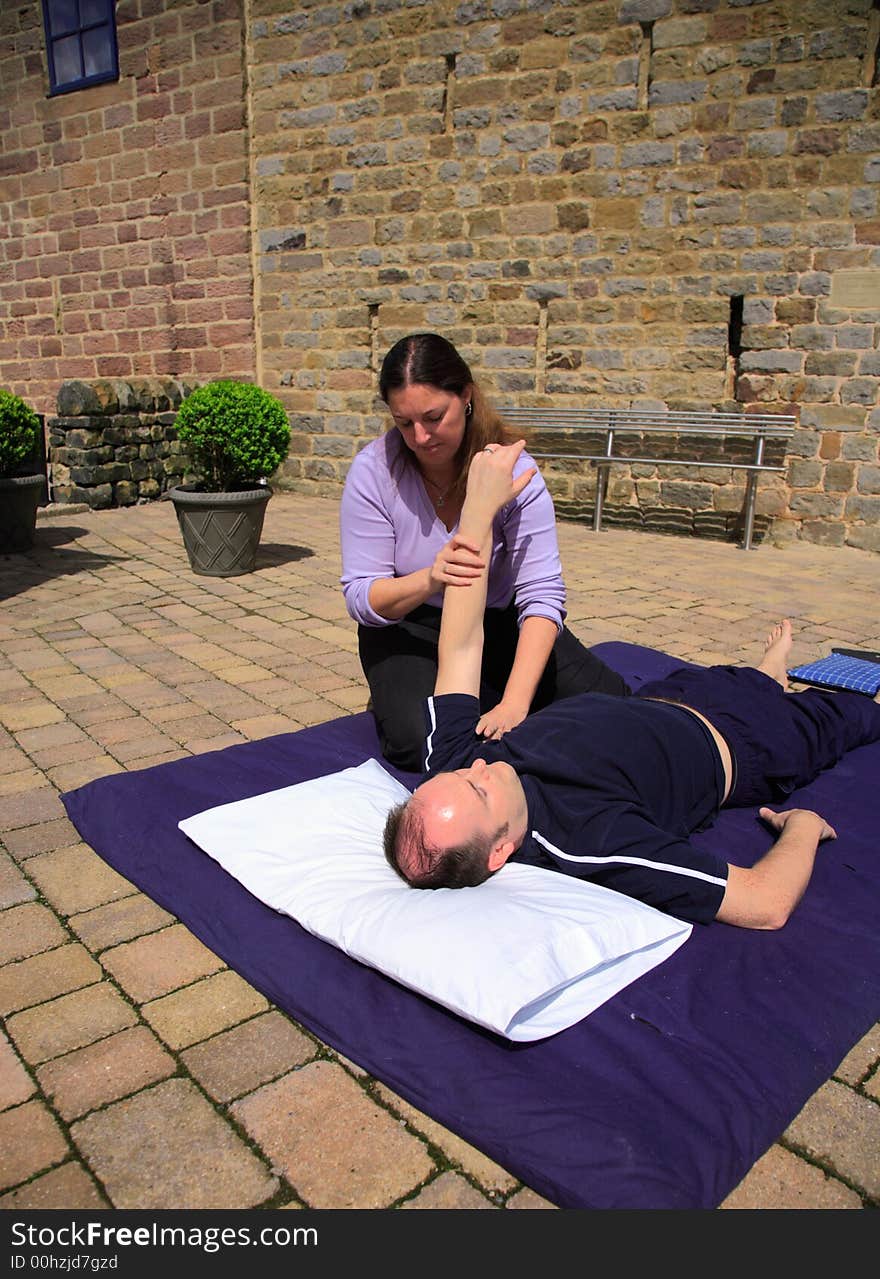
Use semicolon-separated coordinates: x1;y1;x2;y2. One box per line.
788;653;880;696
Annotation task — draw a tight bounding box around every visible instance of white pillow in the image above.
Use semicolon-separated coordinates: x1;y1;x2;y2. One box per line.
179;759;691;1042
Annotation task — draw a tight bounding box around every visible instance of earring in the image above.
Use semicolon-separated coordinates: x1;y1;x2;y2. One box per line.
465;401;472;417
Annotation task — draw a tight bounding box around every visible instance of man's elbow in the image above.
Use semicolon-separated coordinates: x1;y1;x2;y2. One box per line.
751;906;792;932
716;902;793;931
716;868;798;930
748;884;796;930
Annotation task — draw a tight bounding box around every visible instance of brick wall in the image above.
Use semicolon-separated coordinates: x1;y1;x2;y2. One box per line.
250;0;880;551
0;0;257;420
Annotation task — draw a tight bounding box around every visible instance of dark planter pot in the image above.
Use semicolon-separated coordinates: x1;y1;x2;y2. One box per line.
168;485;272;577
0;473;47;553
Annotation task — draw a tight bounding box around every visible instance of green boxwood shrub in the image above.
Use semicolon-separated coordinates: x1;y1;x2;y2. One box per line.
175;380;291;492
0;390;41;479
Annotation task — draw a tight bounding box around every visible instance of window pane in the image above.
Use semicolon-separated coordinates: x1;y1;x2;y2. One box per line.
82;25;114;78
52;34;83;86
81;25;114;77
48;0;79;37
80;0;109;25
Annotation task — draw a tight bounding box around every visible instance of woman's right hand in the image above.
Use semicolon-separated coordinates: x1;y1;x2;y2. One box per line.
428;535;486;593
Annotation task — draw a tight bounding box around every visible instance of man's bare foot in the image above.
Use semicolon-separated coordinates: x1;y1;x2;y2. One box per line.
757;618;793;689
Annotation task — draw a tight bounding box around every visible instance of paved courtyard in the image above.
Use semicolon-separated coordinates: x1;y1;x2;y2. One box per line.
1;492;878;1211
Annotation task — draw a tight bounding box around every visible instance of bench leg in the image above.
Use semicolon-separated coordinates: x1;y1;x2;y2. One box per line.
741;473;757;550
741;437;766;550
593;464;609;533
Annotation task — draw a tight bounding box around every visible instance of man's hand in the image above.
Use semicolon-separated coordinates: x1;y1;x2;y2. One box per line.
464;439;536;521
428;535;485;594
759;806;837;842
476;696;530;740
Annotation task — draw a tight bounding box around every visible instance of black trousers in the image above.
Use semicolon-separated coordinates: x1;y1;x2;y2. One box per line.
637;664;880;807
358;602;630;772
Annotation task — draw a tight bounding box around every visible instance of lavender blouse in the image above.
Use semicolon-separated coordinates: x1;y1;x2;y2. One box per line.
339;430;567;630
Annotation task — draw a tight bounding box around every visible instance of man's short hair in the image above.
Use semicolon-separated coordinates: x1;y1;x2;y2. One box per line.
383;795;507;889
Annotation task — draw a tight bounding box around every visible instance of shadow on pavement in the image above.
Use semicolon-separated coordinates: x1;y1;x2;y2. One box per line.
255;542;316;568
30;524;93;548
0;526;128;601
0;529;316;602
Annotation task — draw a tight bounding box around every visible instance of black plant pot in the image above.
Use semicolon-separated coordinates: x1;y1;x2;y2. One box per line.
168;485;271;577
0;473;47;552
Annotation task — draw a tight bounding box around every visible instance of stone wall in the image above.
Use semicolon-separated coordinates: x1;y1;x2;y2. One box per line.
3;0;878;547
47;380;191;508
0;0;257;419
250;0;880;550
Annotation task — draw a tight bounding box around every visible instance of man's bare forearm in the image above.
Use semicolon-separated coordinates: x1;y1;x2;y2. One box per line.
716;808;834;929
434;514;493;698
435;443;536;699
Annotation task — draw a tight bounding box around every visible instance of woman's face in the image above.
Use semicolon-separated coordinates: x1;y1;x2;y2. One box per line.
386;381;471;472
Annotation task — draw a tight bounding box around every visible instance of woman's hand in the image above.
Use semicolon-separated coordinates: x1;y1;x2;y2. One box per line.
476;697;530;740
428;535;485;594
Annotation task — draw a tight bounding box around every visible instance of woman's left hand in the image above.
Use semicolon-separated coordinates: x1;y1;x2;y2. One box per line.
476;698;530;740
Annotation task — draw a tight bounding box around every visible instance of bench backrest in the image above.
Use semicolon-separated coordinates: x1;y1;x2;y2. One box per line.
497;406;796;439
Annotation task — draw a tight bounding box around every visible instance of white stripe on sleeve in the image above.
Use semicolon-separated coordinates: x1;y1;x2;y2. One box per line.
532;829;727;888
423;696;438;771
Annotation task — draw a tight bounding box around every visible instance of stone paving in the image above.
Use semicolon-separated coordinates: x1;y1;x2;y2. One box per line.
1;493;878;1211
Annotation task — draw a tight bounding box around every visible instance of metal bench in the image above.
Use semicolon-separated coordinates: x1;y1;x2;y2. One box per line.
497;406;796;551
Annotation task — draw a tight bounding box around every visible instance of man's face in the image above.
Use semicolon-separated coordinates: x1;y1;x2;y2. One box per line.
412;758;528;866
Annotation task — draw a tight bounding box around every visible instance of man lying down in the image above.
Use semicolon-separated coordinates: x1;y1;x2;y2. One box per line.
384;440;880;929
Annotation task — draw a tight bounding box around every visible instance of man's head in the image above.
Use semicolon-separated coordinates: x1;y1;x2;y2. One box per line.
384;757;528;888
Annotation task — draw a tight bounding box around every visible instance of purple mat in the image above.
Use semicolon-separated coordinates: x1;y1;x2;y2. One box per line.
61;644;880;1209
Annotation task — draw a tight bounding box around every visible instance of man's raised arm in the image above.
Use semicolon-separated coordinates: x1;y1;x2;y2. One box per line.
434;442;536;699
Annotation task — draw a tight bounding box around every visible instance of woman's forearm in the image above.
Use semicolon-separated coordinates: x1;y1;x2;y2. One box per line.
366;531;488;622
501;615;559;711
367;569;436;621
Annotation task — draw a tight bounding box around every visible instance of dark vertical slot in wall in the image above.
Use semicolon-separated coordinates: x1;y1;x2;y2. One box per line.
871;1;880;86
369;303;380;375
728;295;744;361
536;301;548;395
728;294;744;399
443;54;456;132
638;22;654;109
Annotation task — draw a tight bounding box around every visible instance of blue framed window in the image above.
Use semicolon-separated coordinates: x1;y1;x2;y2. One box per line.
41;0;119;96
